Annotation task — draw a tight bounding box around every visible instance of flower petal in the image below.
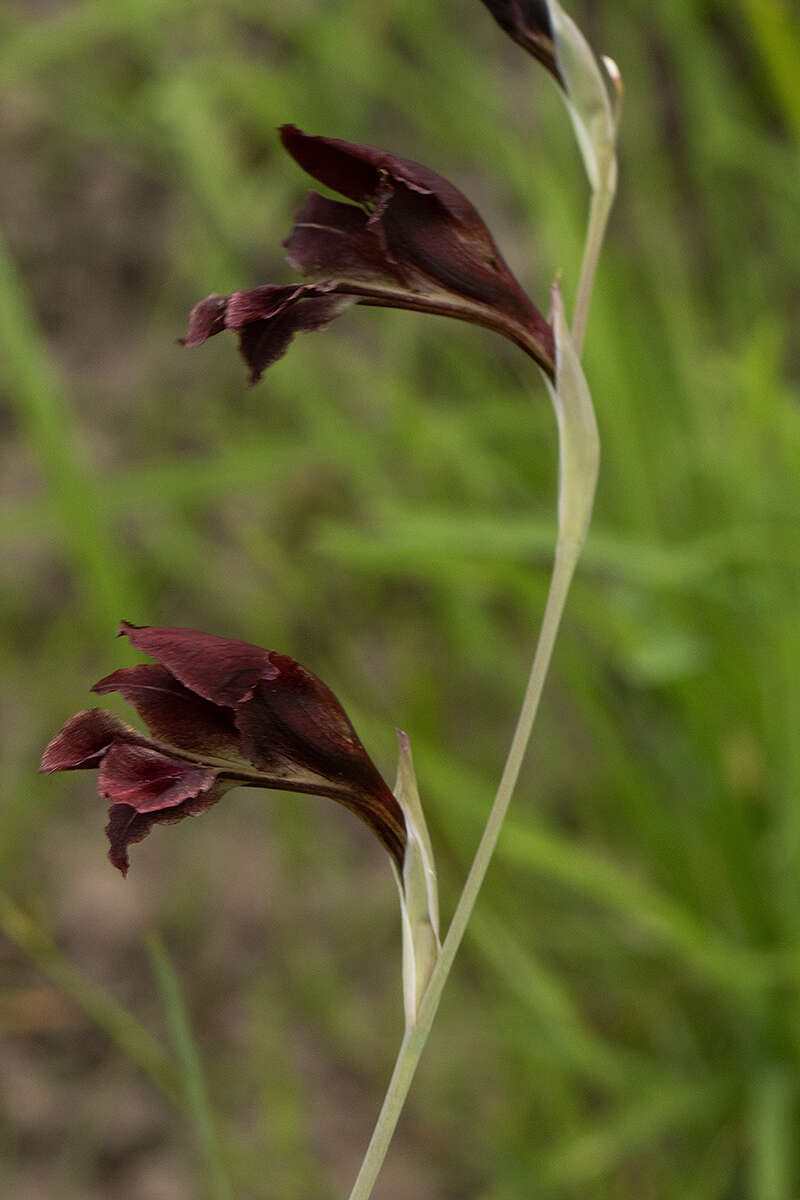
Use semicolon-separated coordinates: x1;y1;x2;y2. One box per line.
105;804;161;877
99;743;218;814
231;287;350;384
181;284;351;383
238;653;371;767
281;125;526;304
280;124;471;215
285;192;408;287
99;742;223;875
479;0;563;85
117;621;278;706
92;663;245;762
39;709;145;773
179;294;228;346
237;655;407;868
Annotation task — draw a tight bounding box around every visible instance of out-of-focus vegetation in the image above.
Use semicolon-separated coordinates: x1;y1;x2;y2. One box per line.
1;0;800;1196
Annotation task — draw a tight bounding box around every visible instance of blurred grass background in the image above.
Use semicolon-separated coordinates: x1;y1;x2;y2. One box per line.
1;0;799;1196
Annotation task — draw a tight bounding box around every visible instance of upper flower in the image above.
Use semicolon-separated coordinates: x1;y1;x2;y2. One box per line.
40;622;406;875
182;125;554;382
478;0;564;86
479;1;620;194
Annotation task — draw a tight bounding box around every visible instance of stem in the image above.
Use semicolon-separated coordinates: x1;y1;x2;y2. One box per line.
571;180;615;357
350;536;584;1200
349;162;615;1200
424;539;581;1013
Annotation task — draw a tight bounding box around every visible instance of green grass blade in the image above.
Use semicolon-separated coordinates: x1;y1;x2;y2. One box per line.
748;1066;796;1200
0;891;182;1106
146;931;233;1200
0;234;135;630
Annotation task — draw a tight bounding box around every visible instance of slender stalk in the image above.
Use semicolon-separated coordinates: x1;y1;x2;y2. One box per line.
348;538;582;1200
431;546;580;960
349;133;616;1200
571;180;615;357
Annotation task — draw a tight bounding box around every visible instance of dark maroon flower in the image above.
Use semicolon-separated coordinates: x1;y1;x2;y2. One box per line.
478;0;564;86
181;125;554;382
40;622;405;875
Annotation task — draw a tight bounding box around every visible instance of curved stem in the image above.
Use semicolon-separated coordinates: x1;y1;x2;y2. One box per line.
349;163;615;1200
349;535;585;1200
421;539;581;1014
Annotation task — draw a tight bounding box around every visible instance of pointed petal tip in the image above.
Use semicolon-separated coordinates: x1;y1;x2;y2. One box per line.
107;828;131;876
479;0;563;86
279;124;310;160
109;851;129;879
40;708;132;773
106;805;133;876
181;295;230;347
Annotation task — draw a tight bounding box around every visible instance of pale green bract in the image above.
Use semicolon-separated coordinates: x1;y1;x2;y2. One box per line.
392;731;441;1028
546;282;600;559
549;0;620;193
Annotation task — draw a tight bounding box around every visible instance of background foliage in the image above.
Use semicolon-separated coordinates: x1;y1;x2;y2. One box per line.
2;0;800;1196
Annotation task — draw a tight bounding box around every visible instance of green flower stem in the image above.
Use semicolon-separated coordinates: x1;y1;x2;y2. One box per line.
349;153;615;1200
350;287;602;1193
571;178;615;357
349;535;583;1200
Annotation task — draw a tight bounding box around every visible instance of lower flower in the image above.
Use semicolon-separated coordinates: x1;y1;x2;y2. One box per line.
40;622;405;875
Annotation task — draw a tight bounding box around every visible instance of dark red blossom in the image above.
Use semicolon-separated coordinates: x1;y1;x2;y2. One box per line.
40;622;405;875
182;126;554;383
478;0;564;86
